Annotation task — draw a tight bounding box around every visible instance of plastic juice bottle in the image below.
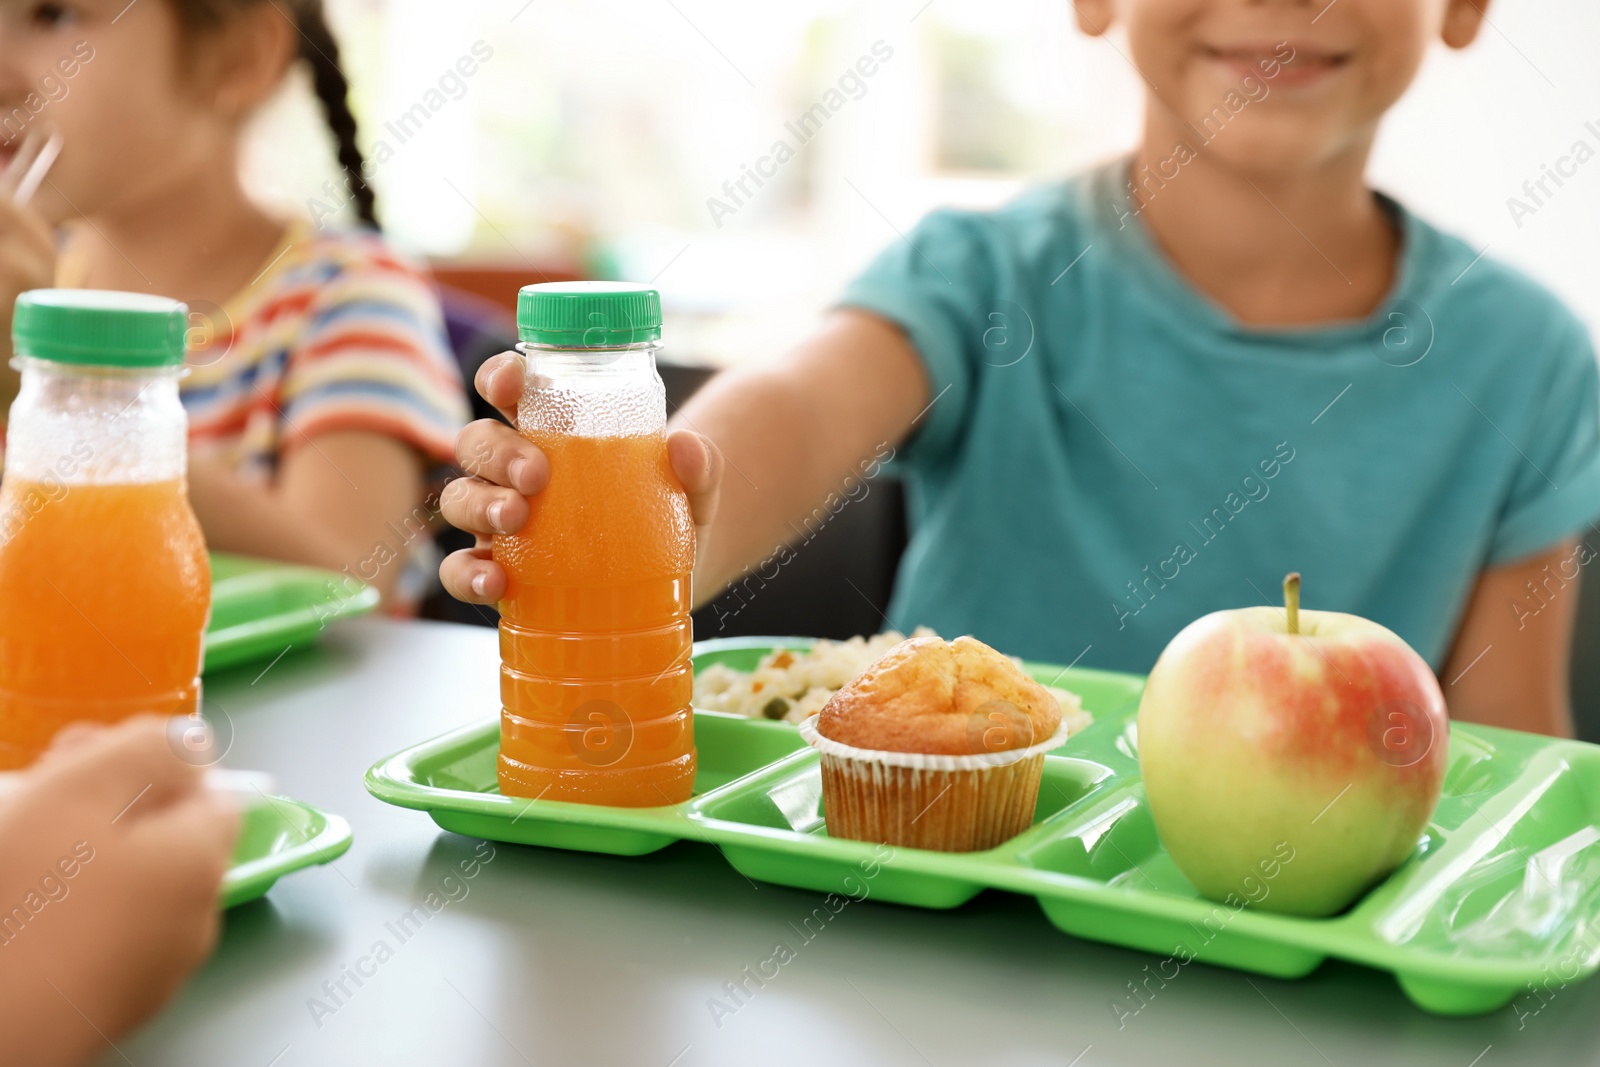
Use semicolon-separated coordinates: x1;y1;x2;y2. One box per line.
494;282;696;807
0;290;209;769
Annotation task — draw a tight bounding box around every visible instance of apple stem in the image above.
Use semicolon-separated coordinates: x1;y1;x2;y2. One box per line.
1284;572;1301;635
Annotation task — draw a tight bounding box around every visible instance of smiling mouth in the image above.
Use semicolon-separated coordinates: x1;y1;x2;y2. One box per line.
1202;43;1352;85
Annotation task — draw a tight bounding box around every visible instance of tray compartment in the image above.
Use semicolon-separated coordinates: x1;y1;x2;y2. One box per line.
1429;726;1541;832
694;711;810;791
365;711;810;856
427;807;680;856
688;750;1117;908
1013;784;1327;977
1361;744;1600;1014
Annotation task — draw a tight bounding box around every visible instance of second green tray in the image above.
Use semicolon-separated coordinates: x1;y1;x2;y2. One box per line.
205;553;380;674
223;793;353;908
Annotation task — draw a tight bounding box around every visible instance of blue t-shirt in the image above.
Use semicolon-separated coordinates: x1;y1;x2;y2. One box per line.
839;161;1600;674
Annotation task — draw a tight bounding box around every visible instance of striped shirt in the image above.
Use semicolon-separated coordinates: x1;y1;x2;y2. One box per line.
179;222;468;481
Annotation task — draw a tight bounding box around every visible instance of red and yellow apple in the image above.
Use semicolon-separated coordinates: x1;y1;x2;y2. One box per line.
1138;574;1447;917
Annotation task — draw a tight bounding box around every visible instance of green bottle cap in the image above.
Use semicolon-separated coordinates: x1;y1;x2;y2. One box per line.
13;289;187;368
517;281;662;347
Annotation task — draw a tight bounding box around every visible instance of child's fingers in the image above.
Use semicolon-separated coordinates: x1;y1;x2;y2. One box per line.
440;474;530;537
43;720;107;756
132;788;241;887
455;419;547;496
667;428;723;536
125;791;239;961
473;351;525;424
440;544;507;604
37;716;205;822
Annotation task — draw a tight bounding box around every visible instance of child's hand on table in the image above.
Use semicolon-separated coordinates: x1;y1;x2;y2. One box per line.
439;351;726;604
0;716;239;1067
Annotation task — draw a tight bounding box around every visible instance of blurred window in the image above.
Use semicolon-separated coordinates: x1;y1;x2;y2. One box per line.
243;0;1600;364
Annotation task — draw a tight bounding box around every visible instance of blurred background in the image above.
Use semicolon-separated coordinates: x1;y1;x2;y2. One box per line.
249;0;1600;363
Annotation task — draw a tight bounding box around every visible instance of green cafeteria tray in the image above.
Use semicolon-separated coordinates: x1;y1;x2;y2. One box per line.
365;636;1600;1016
222;794;353;909
204;553;380;674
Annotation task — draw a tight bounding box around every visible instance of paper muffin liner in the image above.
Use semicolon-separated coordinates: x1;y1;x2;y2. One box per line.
797;717;1072;853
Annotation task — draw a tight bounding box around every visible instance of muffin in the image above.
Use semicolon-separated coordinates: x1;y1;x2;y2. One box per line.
798;634;1076;852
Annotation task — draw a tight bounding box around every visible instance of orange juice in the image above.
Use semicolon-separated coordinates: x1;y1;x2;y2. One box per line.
0;477;209;767
494;429;696;806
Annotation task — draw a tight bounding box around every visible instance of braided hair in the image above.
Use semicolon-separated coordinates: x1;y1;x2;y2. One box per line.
172;0;378;230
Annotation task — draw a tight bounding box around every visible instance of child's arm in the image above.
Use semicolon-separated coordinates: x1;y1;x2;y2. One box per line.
0;717;238;1067
1440;540;1578;737
439;309;928;607
667;309;929;600
188;429;425;603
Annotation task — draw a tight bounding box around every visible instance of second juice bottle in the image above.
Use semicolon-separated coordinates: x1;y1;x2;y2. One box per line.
0;290;208;768
494;282;696;806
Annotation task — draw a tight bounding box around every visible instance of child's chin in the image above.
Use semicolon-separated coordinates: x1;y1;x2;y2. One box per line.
1195;122;1351;177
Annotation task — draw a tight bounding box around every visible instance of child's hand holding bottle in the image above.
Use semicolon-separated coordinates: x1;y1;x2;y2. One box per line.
439;349;726;605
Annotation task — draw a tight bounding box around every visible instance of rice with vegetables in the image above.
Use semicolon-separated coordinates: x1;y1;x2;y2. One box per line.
693;627;1094;735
